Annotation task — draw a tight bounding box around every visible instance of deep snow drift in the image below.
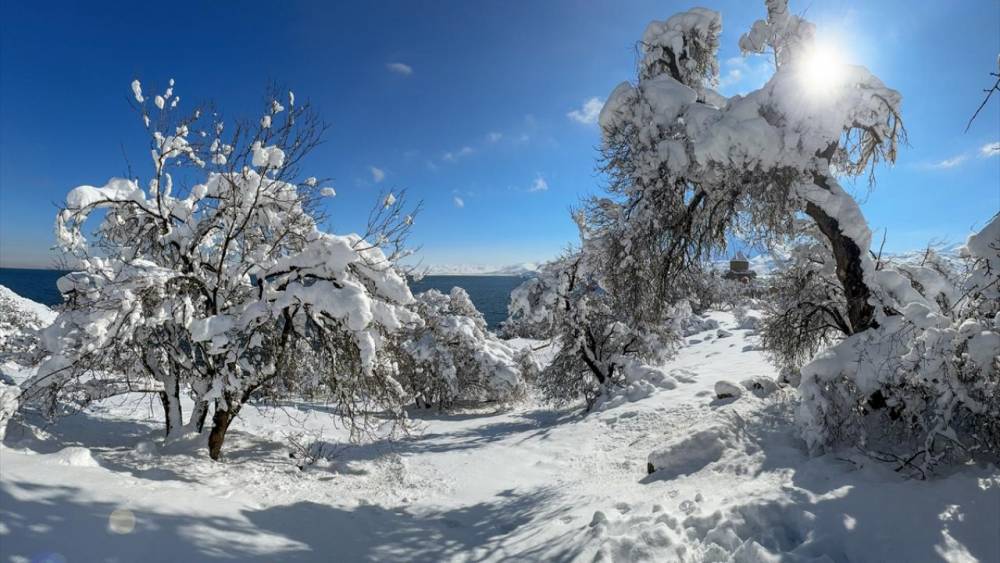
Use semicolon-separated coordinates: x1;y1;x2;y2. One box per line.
1;294;997;562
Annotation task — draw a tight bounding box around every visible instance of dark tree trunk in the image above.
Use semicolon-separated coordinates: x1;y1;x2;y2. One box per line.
207;401;237;461
805;201;877;335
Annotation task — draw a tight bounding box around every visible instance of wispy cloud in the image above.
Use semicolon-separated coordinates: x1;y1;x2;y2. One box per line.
442;146;474;162
487;132;503;143
370;166;385;182
930;155;968;169
717;56;773;94
567;97;603;125
386;62;413;76
925;142;998;170
529;175;548;192
453;195;465;208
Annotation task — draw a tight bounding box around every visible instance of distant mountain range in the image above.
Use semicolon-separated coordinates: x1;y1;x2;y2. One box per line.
711;242;966;277
421;243;967;278
421;263;540;276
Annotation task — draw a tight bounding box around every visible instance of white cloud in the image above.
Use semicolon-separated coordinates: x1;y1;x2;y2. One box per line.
930;155;968;169
529;175;548;192
443;146;474;162
453;195;465;208
567;97;604;125
386;62;413;76
487;132;503;142
370;166;385;182
717;56;773;94
923;141;998;170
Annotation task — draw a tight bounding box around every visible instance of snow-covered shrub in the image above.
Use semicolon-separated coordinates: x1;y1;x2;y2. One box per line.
20;80;419;460
513;347;544;385
521;251;683;408
759;226;850;371
285;431;341;471
499;259;567;339
592;360;678;411
0;286;53;366
798;215;1000;472
396;288;524;409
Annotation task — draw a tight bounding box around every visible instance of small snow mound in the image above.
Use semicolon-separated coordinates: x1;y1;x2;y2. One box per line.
683;315;720;336
740;376;779;398
715;380;742;400
777;367;801;388
647;424;730;479
595;362;678;410
736;315;760;330
51;446;100;467
716;329;733;338
134;440;158;458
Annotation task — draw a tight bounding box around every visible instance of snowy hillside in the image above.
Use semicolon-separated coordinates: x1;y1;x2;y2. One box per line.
0;285;56;326
2;307;996;562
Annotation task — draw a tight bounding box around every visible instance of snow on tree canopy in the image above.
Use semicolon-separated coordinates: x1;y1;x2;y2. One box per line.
23;78;420;460
397;287;524;407
593;0;905;340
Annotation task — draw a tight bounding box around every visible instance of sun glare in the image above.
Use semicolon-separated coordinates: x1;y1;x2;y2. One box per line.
797;42;846;98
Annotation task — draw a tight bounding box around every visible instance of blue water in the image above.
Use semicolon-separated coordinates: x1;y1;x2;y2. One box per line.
409;275;525;329
0;268;68;307
0;268;525;330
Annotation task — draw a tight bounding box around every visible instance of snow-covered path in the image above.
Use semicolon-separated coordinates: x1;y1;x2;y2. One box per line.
2;312;998;562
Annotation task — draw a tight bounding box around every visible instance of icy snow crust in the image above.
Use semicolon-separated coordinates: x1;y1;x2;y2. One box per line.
2;310;996;562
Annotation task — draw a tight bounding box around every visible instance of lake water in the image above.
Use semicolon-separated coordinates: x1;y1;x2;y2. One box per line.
0;268;525;330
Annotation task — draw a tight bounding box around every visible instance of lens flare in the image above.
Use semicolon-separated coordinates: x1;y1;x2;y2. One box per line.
797;42;846;98
108;508;136;534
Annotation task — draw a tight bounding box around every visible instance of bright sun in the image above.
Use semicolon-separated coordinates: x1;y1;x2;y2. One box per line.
797;42;846;98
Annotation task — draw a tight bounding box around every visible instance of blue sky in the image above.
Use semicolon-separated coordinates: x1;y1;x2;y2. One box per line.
1;0;997;269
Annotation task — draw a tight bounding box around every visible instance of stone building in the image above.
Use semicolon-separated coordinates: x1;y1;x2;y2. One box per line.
723;251;757;283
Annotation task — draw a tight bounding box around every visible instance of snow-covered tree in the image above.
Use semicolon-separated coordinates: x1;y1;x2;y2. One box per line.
594;1;903;337
396;287;524;409
592;0;999;468
20;80;419;460
504;247;682;407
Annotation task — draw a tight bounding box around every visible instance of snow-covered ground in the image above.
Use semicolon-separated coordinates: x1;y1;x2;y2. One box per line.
1;309;997;562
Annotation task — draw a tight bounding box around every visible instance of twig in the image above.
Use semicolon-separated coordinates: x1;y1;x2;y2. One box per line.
964;72;1000;133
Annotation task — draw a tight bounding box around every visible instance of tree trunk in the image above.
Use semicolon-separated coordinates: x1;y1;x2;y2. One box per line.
160;374;183;440
207;400;238;461
805;201;877;334
185;400;209;433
